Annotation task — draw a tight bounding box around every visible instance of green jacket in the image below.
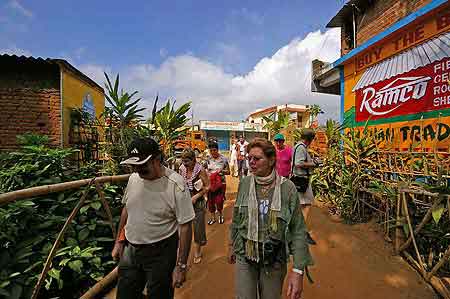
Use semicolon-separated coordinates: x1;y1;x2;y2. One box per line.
230;176;314;270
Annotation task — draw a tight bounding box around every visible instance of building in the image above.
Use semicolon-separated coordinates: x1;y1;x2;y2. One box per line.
246;104;311;128
312;0;450;151
199;120;267;151
0;54;104;150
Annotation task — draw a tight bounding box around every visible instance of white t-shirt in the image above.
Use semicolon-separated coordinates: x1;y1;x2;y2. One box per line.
238;141;249;157
207;154;228;173
122;167;195;244
230;144;238;163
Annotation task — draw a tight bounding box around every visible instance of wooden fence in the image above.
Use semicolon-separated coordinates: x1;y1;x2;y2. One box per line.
0;174;130;299
358;185;450;298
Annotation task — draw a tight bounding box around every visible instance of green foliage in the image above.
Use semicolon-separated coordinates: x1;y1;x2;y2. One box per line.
16;133;49;146
306;104;324;127
0;139;78;193
152;100;191;158
262;110;290;136
0;135;125;298
104;72;146;156
312;123;381;222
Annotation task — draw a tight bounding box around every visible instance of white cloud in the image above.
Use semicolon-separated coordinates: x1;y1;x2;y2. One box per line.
231;8;264;26
8;0;33;18
78;64;111;87
74;47;86;60
0;45;32;56
80;28;342;122
159;48;168;58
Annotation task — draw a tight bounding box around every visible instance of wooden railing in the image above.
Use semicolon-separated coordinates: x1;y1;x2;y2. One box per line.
0;174;130;299
358;186;450;298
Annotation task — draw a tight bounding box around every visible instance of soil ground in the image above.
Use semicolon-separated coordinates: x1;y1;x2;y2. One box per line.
106;176;437;299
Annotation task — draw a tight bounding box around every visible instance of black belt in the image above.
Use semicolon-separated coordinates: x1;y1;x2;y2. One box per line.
127;232;178;249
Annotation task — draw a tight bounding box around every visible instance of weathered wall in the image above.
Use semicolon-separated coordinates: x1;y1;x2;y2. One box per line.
0;57;62;150
0;88;61;150
61;70;104;146
356;0;433;45
342;3;450;151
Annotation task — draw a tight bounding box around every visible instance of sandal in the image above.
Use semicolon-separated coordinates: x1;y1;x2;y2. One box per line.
218;216;224;224
208;218;216;225
193;255;202;264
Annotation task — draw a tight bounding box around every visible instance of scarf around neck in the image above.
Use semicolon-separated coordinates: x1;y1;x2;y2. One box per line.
242;169;286;262
180;162;202;191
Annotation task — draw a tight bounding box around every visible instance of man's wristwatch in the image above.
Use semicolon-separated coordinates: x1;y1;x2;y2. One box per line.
177;262;187;271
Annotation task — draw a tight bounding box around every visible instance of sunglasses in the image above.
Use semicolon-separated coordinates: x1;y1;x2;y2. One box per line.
248;156;264;162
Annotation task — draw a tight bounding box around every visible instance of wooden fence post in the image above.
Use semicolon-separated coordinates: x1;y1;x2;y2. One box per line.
31;178;96;299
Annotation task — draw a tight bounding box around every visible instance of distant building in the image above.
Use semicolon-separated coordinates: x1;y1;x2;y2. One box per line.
199;120;267;151
0;54;104;150
247;104;312;128
312;0;450;151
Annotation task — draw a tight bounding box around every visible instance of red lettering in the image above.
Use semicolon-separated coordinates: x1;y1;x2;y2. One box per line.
415;24;425;41
358;57;365;69
373;47;383;60
364;53;371;65
393;36;402;51
403;31;414;47
436;11;450;30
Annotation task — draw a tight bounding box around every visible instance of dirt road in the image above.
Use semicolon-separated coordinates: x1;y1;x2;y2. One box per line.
175;176;437;299
106;176;437;298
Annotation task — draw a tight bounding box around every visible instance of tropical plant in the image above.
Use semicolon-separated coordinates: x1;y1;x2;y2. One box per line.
306;104;324;127
104;72;145;156
262;110;291;137
324;119;341;147
152;100;191;158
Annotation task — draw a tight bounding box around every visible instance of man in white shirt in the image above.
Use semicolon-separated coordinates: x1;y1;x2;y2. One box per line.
112;137;195;299
236;135;249;179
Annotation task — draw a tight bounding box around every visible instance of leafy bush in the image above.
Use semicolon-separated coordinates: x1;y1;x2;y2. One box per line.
0;134;125;298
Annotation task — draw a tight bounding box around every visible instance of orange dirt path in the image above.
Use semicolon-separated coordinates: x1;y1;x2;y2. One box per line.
108;176;437;299
176;176;436;299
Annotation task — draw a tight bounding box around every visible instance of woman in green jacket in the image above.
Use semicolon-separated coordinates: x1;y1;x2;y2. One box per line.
227;138;313;299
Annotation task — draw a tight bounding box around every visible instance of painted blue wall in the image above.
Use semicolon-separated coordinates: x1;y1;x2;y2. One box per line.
205;130;230;151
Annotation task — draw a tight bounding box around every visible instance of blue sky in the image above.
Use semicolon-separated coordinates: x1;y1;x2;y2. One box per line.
1;0;344;122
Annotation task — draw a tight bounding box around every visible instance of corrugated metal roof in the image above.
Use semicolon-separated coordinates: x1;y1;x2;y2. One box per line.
352;32;450;92
327;0;371;28
0;54;104;92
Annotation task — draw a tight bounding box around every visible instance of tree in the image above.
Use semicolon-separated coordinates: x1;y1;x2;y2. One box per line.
307;104;324;127
152;100;191;158
262;110;291;138
104;73;145;155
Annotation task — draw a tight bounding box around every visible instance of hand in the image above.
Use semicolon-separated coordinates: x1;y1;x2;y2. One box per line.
227;245;236;264
191;196;198;205
111;242;124;261
172;265;187;288
286;271;304;299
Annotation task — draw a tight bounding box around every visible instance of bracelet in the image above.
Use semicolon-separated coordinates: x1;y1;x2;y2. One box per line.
292;268;304;275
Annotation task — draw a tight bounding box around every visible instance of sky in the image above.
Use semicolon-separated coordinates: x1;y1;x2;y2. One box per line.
0;0;344;123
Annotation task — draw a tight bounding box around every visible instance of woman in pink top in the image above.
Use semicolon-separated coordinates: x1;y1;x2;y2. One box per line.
274;133;293;178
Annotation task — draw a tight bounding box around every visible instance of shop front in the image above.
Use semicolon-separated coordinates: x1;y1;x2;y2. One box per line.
340;2;450;151
199;120;267;152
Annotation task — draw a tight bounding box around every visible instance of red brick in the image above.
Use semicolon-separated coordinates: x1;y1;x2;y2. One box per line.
0;88;61;150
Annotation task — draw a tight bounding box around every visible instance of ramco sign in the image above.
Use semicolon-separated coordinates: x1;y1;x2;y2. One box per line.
356;57;450;122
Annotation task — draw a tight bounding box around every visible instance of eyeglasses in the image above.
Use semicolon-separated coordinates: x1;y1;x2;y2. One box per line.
247;156;264;162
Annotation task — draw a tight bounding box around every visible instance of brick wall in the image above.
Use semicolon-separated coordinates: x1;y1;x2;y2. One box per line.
0;88;61;150
310;130;328;156
356;0;432;45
